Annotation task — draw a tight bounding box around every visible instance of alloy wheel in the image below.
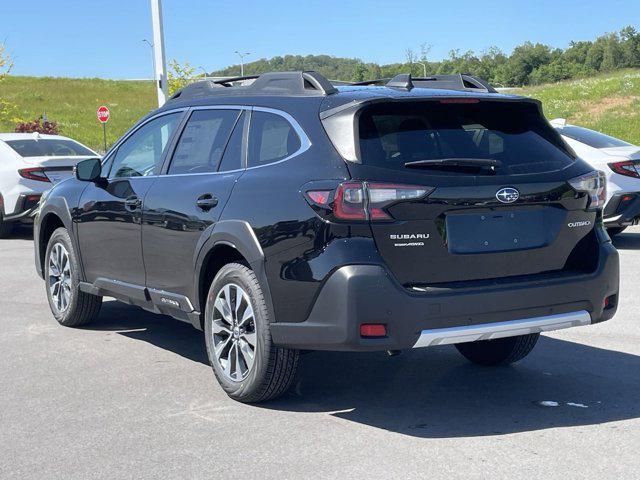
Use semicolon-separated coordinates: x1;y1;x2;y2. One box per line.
48;243;72;313
211;283;257;381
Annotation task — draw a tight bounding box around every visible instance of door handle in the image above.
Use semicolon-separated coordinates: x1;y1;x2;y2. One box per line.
196;193;218;211
125;195;142;210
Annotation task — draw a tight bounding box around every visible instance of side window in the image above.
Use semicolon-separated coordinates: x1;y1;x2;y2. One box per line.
168;109;240;174
218;111;246;172
248;111;301;168
109;112;181;179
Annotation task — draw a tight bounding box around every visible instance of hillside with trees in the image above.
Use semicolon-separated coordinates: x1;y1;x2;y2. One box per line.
210;26;640;86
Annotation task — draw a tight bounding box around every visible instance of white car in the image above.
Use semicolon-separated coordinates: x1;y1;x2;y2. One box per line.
551;119;640;235
0;132;99;237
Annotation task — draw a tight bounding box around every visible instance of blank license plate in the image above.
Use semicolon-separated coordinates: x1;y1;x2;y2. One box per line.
446;210;549;254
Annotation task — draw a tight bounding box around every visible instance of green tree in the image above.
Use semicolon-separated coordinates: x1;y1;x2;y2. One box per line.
351;62;367;82
601;33;625;71
620;26;640;67
494;42;554;86
167;59;197;96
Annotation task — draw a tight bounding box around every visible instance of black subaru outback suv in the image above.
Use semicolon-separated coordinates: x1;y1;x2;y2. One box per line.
34;71;619;402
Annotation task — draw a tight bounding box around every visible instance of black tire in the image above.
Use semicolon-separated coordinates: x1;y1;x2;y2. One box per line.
455;333;539;366
44;227;102;327
204;262;298;403
607;226;627;237
0;212;14;238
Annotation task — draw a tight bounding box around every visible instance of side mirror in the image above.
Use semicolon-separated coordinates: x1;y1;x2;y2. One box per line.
75;158;103;182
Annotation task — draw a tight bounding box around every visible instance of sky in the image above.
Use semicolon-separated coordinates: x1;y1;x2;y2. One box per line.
2;0;640;79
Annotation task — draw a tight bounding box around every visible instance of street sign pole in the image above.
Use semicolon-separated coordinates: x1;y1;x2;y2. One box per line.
96;106;110;153
150;0;168;107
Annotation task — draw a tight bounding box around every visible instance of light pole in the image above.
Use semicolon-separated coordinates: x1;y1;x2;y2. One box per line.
198;66;208;78
234;51;251;77
142;39;156;81
149;0;168;106
417;62;427;77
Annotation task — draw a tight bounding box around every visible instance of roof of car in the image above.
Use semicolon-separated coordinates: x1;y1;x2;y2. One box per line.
0;132;75;142
163;71;532;115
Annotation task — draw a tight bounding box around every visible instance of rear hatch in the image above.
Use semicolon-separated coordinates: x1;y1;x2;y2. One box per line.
323;98;602;286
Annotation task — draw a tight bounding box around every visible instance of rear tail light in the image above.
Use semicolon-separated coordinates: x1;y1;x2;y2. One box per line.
307;181;433;221
609;160;640;178
18;168;50;183
568;170;606;210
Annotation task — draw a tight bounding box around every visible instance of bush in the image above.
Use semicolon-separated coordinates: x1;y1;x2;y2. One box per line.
15;118;60;135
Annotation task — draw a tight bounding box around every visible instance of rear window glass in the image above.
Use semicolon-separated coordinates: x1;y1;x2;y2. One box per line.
557;125;631;149
5;139;95;157
358;101;575;175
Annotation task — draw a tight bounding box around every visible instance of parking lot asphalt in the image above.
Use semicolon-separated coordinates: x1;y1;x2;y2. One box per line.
1;226;639;480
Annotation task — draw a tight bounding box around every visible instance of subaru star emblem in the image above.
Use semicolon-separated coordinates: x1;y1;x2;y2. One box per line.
496;187;519;203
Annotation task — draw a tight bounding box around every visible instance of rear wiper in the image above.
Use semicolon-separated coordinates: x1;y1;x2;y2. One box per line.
404;158;503;170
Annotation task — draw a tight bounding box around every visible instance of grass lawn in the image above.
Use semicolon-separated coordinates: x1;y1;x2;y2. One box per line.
517;69;640;145
1;69;639;152
0;76;156;153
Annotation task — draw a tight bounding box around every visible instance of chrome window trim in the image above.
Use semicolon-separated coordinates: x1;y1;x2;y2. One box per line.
158;105;311;177
99;105;312;180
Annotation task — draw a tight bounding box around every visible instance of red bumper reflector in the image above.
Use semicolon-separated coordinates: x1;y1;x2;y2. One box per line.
26;194;42;203
360;324;387;337
604;295;616;309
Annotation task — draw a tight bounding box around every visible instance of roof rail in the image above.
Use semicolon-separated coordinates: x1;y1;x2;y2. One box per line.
351;73;497;93
168;71;338;101
412;74;497;93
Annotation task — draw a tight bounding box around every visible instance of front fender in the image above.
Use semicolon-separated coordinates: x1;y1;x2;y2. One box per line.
34;182;87;279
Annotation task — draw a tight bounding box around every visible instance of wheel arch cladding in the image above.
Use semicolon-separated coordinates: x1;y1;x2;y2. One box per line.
194;220;275;325
38;208;71;274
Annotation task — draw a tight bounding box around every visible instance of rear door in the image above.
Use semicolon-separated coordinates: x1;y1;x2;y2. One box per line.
142;108;246;298
349;100;597;286
76;112;183;285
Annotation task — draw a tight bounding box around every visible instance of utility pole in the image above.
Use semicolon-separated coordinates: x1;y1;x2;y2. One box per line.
235;51;251;77
198;66;208;78
150;0;168;106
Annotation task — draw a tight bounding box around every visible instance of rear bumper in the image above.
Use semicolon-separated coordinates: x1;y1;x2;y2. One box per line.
270;241;619;351
3;194;41;222
603;193;640;227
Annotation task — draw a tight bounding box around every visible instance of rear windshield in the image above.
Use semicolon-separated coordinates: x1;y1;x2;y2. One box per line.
358;101;575;175
4;139;95;157
556;125;631;149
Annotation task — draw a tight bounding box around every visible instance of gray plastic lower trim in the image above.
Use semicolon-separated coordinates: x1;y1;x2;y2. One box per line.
413;310;591;348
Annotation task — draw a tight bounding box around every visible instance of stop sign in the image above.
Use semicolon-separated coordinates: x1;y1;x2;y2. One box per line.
97;105;110;123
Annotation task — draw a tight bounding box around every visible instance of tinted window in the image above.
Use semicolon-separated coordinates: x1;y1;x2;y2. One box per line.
109;113;181;179
248;111;300;167
5;139;95;157
558;125;631;149
169;109;239;174
218;111;245;172
358;102;575;175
